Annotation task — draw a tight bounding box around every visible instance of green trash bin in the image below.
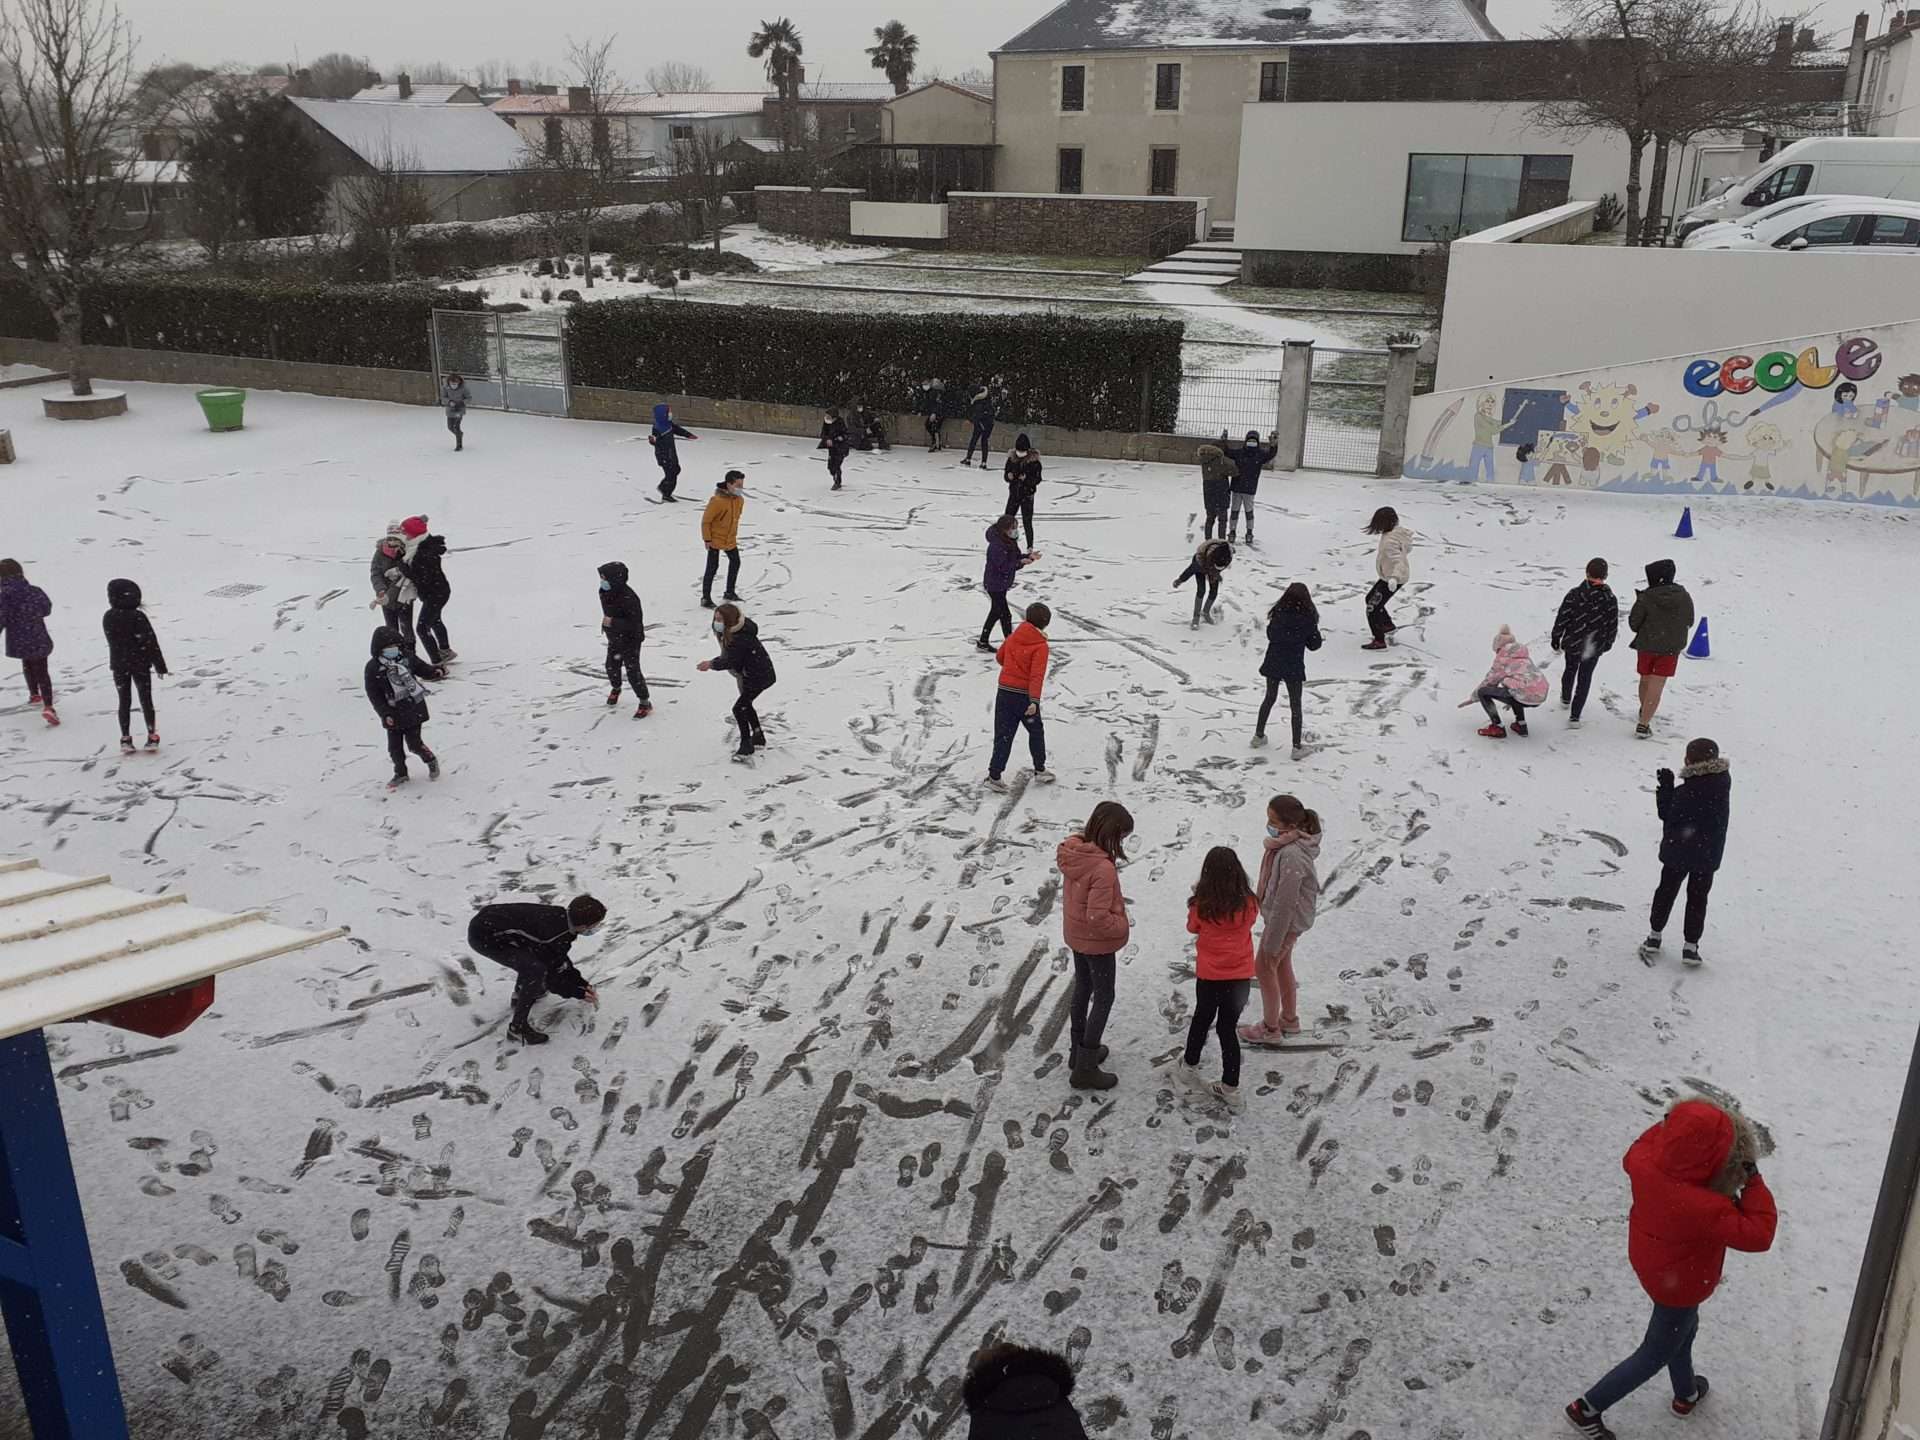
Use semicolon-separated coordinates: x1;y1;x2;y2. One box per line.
196;388;246;433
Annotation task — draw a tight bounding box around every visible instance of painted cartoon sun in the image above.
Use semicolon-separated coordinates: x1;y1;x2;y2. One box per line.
1560;382;1659;464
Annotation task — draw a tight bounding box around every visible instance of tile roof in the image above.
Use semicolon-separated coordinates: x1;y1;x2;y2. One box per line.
289;98;528;173
998;0;1501;53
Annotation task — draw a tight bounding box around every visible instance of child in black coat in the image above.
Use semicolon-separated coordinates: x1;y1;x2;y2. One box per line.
1257;582;1323;756
1173;539;1233;629
819;407;852;490
598;561;650;717
697;602;777;761
1549;557;1618;726
1639;737;1732;967
364;624;445;789
103;578;168;751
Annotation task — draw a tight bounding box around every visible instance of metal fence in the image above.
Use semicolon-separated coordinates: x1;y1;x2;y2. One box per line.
430;309;571;417
1178;348;1392;474
1304;346;1389;474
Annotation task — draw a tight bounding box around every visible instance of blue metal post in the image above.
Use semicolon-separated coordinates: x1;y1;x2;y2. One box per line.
0;1029;131;1440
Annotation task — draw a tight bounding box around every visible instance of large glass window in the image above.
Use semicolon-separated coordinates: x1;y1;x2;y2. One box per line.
1401;153;1573;241
1061;65;1085;112
1155;63;1181;110
1058;147;1083;195
1259;61;1287;101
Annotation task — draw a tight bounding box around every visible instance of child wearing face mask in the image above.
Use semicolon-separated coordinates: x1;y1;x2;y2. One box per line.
598;561;650;717
363;623;445;790
701;471;746;609
1240;795;1323;1044
697;601;777;761
466;894;604;1046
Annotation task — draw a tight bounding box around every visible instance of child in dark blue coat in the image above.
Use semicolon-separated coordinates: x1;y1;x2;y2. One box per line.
1639;737;1732;967
364;624;445;789
1256;583;1322;757
979;514;1036;651
0;558;57;726
649;403;697;501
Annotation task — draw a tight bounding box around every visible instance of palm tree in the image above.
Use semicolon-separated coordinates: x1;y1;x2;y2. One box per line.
867;21;920;94
748;18;805;147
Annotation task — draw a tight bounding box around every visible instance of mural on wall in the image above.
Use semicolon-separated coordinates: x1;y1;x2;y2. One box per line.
1404;326;1920;506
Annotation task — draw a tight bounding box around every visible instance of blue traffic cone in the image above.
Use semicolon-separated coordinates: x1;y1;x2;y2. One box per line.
1674;506;1693;539
1686;617;1710;659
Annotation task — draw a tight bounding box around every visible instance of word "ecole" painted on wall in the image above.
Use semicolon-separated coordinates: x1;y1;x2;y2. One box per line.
1683;337;1882;397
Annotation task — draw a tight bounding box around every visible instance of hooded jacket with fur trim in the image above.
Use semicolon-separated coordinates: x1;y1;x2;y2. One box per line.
962;1346;1087;1440
1056;835;1130;954
1657;756;1731;871
1624;1099;1776;1307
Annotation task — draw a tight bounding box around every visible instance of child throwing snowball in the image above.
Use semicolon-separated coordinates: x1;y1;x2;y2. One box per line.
1241;796;1322;1044
1172;538;1233;629
1176;846;1259;1113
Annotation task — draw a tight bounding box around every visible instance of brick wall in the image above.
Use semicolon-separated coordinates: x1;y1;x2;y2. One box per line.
1242;250;1423;293
755;187;862;240
0;338;437;404
947;195;1198;258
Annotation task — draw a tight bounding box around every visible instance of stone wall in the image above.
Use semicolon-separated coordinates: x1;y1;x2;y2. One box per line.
754;187;863;241
946;194;1199;258
0;339;437;405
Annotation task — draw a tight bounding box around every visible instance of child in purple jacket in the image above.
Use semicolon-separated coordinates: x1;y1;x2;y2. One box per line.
0;558;57;727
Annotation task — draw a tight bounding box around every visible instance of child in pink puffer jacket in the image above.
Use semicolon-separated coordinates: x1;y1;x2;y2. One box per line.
1473;624;1549;738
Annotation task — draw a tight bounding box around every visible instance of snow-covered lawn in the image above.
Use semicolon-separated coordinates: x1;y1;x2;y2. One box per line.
0;382;1906;1439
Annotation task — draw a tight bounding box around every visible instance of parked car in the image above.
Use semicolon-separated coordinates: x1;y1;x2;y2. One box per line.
1689;196;1920;252
1679;193;1836;248
1671;137;1920;243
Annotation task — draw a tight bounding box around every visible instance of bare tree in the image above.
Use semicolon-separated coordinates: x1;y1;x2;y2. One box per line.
646;60;713;94
386;60;468;86
667;126;731;254
511;34;630;289
337;142;431;281
1534;0;1822;242
0;0;149;396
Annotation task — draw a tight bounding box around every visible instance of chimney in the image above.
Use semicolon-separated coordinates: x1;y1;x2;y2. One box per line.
1772;19;1795;64
398;72;412;100
1846;12;1868;107
507;78;521;96
287;67;311;98
568;85;591;112
1796;26;1816;50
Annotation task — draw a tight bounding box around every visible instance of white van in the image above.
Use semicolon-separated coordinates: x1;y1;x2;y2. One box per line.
1671;137;1920;242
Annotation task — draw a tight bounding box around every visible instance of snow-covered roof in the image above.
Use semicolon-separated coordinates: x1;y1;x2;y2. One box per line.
892;78;995;104
778;81;899;102
730;135;791;152
290;97;527;174
351;82;482;104
997;0;1501;53
127;159;184;185
0;858;345;1041
491;91;763;117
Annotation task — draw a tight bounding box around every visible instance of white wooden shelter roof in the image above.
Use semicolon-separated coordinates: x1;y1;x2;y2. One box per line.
0;859;346;1041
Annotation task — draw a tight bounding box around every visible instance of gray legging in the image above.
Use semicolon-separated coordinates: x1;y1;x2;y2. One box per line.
1477;685;1527;724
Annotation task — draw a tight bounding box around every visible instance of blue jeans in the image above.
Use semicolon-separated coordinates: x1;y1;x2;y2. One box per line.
1584;1303;1698;1413
1694;461;1719;485
989;687;1044;778
1467;443;1496;482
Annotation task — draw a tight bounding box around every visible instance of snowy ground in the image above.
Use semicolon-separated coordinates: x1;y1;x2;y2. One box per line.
0;382;1910;1440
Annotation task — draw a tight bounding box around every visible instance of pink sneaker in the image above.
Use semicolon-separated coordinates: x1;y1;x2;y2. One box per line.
1238;1021;1282;1043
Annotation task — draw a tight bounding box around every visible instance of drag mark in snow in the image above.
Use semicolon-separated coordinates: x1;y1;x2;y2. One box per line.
951;1149;1007;1294
607;870;763;975
1019;1176;1125;1283
244;1014;366;1049
1169;1209;1270;1360
121;1258;190;1309
1055;608;1190;683
56;1044;179;1078
1580;829;1629;856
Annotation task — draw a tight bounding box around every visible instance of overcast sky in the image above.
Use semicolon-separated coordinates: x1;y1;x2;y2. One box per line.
119;0;1868;87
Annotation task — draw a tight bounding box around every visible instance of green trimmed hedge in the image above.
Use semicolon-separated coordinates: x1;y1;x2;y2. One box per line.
0;272;486;371
567;300;1184;433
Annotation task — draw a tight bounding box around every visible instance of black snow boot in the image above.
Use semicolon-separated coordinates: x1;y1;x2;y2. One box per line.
508;1011;549;1045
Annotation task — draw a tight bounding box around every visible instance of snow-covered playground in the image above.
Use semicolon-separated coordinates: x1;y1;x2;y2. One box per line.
0;381;1911;1439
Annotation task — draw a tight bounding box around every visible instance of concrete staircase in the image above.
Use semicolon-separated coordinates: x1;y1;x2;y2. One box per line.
1123;241;1243;287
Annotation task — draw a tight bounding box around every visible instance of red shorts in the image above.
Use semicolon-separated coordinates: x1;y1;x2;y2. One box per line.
1636;651;1679;678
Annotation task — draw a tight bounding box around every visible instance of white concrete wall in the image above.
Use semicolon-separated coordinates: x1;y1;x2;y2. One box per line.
1233;101;1695;255
1858;1178;1920;1436
1863;33;1920;137
992;48;1275;220
850;200;949;238
1436;239;1920;389
1404;311;1920;510
884;85;993;145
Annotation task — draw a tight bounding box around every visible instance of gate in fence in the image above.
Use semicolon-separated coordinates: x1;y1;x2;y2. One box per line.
430;309;571;418
1178;342;1413;476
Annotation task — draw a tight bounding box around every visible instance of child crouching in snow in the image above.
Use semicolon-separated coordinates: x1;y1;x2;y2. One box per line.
1471;624;1549;738
1176;846;1259;1113
1173;538;1233;629
1241;795;1322;1043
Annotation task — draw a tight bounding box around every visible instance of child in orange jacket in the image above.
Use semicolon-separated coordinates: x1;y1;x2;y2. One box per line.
986;602;1054;790
1175;846;1259;1113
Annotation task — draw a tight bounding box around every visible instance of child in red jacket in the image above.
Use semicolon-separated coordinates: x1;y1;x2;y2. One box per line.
1175;846;1258;1113
986;602;1054;790
1566;1099;1777;1437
